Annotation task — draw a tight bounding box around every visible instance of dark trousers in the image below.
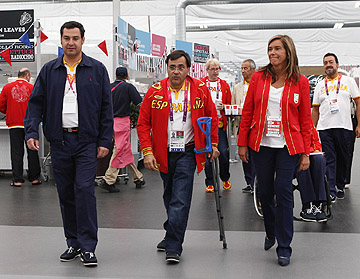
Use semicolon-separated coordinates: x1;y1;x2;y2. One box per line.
251;146;299;258
295;154;327;204
205;127;230;186
9;128;41;183
319;128;352;196
160;145;196;255
50;133;98;252
242;150;256;187
345;116;357;184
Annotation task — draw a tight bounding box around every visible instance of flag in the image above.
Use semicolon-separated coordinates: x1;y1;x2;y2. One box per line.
40;31;48;43
98;40;108;56
0;49;12;66
58;46;64;57
19;32;32;48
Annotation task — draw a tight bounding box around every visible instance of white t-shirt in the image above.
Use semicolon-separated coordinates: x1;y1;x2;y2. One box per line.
62;62;79;128
313;74;360;131
208;79;223;117
167;86;194;146
240;81;249;109
260;86;286;148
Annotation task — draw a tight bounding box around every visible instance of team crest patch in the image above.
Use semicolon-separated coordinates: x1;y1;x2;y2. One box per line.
152;83;162;90
154;95;163;99
294;93;299;104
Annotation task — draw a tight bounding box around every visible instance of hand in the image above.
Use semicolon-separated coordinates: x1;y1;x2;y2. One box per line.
208;147;220;162
238;146;249;163
97;147;109;159
216;102;224;111
356;125;360;138
298;154;310;171
27;138;39;151
144;154;158;171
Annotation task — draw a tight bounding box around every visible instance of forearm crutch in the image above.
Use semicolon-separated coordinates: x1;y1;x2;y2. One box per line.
194;117;227;249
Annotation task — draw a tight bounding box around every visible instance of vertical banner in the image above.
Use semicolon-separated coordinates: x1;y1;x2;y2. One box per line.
193;43;209;63
151;33;166;57
127;23;136;69
118;17;127;63
175;40;192;62
135;29;151;55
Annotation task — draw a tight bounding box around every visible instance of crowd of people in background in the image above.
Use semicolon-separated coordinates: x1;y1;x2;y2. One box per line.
0;20;359;268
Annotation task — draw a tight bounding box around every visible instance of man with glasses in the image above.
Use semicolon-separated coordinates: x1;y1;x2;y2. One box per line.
201;58;232;193
232;59;256;193
137;50;219;263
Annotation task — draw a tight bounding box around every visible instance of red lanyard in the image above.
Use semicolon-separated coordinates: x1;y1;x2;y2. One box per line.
325;74;342;96
167;78;189;123
67;74;76;93
111;80;125;92
207;78;220;99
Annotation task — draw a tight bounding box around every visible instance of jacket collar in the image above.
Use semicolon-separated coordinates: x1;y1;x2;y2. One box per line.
54;52;91;69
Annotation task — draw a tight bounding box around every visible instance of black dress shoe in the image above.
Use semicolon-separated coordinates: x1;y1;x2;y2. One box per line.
278;256;290;266
135;180;145;189
264;237;275;250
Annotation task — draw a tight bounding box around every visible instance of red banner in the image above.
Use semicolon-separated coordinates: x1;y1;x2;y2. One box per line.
151;33;166;57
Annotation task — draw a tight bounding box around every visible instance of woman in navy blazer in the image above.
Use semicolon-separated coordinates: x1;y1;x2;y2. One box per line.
238;35;312;267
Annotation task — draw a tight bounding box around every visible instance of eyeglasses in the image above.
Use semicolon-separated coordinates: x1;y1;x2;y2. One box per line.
241;67;250;70
169;65;186;71
208;67;220;71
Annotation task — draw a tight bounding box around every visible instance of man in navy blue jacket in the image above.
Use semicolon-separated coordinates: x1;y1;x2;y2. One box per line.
24;21;113;267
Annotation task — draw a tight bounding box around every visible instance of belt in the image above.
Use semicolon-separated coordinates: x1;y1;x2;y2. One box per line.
63;127;78;133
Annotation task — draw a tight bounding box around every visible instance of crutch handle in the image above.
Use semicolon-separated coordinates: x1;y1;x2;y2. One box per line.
194;117;212;154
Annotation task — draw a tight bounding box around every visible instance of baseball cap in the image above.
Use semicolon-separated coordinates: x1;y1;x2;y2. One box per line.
116;67;128;77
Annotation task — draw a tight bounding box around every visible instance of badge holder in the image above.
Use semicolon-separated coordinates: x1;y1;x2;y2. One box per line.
194;117;227;249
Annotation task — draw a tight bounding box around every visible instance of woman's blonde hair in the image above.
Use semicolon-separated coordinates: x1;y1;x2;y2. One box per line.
259;34;300;84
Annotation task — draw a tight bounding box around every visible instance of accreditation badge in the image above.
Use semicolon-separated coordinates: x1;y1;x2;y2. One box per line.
294;93;299;104
169;130;185;152
63;94;77;114
266;116;282;137
329;98;340;114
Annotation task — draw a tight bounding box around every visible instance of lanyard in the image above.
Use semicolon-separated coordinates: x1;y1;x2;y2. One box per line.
325;74;342;96
111;80;125;92
207;78;220;99
167;78;189;123
66;74;76;95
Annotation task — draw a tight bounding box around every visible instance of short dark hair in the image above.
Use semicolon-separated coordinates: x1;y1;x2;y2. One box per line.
323;52;339;64
166;50;191;68
18;69;30;78
60;21;85;38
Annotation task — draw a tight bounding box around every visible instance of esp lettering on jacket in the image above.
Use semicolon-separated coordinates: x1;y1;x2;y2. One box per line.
151;96;204;110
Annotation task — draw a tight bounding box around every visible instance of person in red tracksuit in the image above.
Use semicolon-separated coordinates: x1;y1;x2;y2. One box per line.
137;50;219;264
0;68;41;187
201;58;232;193
238;35;312;267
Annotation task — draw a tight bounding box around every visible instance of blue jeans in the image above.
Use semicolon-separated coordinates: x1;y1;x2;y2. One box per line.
251;146;299;258
160;144;196;255
205;127;230;186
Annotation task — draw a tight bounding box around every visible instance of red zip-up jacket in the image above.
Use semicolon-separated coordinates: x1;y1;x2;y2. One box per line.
201;76;232;129
0;79;33;128
137;76;219;173
238;72;312;155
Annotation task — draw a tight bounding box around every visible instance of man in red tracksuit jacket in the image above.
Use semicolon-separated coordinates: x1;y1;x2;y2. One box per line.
201;58;232;193
137;50;219;264
0;68;41;187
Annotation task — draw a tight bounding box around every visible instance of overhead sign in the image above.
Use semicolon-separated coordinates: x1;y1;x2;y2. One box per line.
0;10;34;40
193;43;209;63
0;42;35;62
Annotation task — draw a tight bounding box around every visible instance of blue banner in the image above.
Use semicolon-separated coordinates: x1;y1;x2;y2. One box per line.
175;40;192;62
117;17;127;47
135;29;151;55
